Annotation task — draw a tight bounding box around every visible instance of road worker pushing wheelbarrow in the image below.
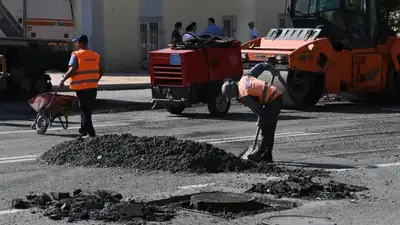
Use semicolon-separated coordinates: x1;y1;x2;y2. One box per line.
30;34;103;137
221;62;282;162
58;34;104;138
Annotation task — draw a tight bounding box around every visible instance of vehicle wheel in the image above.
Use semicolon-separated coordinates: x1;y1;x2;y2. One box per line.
36;114;49;134
165;104;186;114
207;93;230;117
286;71;325;109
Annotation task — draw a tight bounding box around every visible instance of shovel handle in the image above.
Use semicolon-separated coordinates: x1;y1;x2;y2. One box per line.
252;125;261;149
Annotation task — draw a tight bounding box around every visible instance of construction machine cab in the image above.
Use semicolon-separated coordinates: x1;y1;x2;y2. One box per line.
289;0;389;50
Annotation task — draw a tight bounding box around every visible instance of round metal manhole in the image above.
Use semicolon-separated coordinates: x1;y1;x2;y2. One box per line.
190;191;264;213
262;215;336;225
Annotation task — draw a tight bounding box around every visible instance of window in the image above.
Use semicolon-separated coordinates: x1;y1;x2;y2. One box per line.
139;24;148;61
139;17;164;61
222;16;237;38
293;0;340;15
278;13;292;28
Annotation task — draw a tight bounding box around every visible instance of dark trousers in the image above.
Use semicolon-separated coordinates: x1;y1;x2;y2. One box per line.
76;88;97;135
258;97;282;152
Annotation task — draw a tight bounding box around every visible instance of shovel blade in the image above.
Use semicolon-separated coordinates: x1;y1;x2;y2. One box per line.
239;145;258;160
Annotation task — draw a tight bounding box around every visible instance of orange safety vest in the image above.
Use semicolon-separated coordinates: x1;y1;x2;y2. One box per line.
69;49;100;91
238;75;280;104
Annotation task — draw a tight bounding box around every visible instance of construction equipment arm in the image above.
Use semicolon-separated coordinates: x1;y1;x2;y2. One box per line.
246;62;280;78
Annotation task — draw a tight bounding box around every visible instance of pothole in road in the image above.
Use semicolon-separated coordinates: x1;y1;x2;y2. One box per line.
149;191;298;219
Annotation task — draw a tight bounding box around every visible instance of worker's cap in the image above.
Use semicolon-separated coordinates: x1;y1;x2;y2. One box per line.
221;81;238;99
72;34;89;44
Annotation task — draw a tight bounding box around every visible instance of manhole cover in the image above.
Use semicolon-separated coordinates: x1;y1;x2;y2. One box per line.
190;191;263;213
262;215;335;225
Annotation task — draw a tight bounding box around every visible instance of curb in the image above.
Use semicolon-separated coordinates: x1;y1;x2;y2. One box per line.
53;83;151;92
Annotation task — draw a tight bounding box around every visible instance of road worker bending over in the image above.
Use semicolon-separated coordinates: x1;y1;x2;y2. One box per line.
221;62;282;162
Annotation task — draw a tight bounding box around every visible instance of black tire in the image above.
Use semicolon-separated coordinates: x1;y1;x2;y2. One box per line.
286;71;325;109
165;104;186;114
36;114;49;134
207;93;231;117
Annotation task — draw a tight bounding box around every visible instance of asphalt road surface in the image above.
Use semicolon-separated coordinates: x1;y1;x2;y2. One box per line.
1;90;400;225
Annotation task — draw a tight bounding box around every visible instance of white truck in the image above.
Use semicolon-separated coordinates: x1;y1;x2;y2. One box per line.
0;0;74;97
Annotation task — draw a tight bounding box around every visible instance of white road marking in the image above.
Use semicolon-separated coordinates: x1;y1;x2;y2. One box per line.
327;161;400;172
199;132;305;142
0;158;37;164
200;131;321;144
0;123;130;135
0;155;38;161
178;183;215;190
325;147;397;157
0;209;26;215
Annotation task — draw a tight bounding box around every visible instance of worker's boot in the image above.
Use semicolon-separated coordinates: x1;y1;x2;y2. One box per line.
248;137;268;162
79;128;87;136
261;150;273;163
247;149;263;162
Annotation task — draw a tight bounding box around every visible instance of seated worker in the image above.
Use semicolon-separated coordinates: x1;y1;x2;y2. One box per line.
221;62;282;162
182;22;197;42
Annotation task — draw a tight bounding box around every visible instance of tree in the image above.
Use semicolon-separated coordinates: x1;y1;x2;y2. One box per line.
379;0;400;32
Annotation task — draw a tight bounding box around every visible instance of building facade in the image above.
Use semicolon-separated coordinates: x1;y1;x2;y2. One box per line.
73;0;287;72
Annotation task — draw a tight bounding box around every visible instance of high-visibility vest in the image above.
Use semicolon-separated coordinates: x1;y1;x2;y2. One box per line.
238;75;280;104
69;49;100;91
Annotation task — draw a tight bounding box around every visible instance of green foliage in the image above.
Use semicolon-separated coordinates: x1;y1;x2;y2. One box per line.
380;0;400;32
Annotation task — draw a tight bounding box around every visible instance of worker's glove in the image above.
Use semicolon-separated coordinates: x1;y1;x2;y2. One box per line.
58;78;66;87
0;72;9;77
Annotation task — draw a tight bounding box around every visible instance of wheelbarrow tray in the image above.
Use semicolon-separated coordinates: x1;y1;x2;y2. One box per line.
28;92;78;134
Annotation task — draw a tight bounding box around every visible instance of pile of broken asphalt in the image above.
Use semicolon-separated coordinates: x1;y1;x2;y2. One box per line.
40;134;326;176
247;175;368;200
12;134;369;223
12;189;174;224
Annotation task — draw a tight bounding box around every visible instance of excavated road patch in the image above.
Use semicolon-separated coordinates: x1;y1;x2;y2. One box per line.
12;189;174;224
40;134;326;176
247;175;368;200
11;190;298;223
146;191;298;220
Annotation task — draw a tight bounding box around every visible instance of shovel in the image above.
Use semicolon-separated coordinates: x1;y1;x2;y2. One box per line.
239;117;262;160
239;73;277;160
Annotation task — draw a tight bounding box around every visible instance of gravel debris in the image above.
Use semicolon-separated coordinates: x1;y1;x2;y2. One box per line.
320;94;345;102
247;175;368;200
12;190;175;223
40;134;327;176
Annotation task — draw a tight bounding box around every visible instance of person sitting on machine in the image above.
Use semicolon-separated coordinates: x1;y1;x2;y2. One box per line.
221;62;282;162
182;22;197;42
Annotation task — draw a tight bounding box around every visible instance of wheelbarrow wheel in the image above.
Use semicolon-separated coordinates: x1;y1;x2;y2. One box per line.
36;114;50;134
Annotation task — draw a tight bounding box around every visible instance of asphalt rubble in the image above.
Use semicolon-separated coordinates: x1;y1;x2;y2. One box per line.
12;189;174;224
247;175;368;200
13;134;369;223
40;134;326;177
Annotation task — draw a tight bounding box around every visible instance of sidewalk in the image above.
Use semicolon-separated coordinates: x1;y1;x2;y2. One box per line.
49;72;151;92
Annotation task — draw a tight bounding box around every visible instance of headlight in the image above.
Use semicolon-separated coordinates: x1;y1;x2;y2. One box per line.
241;53;247;59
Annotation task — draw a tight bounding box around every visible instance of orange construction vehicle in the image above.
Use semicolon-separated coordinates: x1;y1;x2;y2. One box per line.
241;0;400;109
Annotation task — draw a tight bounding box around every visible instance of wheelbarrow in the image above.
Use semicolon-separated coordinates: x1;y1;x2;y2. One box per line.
28;90;78;134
